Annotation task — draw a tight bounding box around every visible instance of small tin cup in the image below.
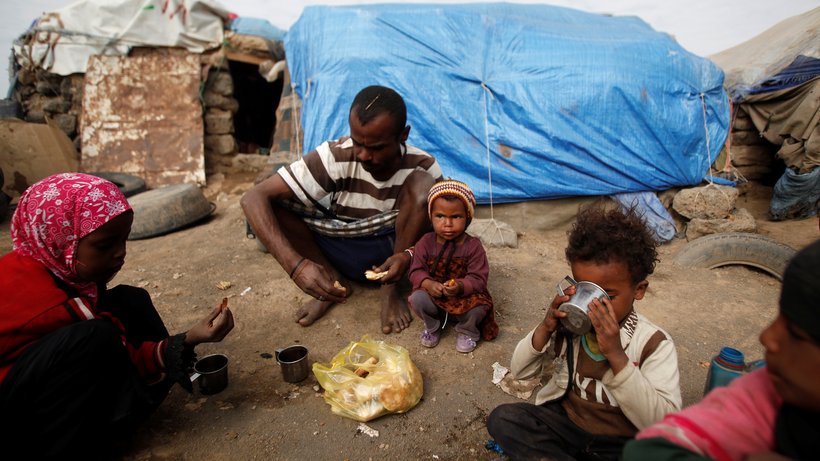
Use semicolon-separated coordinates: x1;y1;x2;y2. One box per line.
190;353;229;394
275;345;310;383
556;275;610;335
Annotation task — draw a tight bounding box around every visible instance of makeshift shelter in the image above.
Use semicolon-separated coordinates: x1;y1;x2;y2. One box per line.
285;3;730;204
3;0;289;196
710;7;820;220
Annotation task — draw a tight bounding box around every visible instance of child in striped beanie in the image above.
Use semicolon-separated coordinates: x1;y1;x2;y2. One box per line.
406;179;498;353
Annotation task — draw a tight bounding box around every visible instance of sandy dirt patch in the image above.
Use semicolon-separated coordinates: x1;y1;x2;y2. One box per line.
1;176;816;460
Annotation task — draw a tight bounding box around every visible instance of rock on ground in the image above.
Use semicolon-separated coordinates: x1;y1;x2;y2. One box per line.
673;184;739;220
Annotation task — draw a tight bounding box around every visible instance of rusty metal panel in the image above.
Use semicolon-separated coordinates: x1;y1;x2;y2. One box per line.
81;51;205;188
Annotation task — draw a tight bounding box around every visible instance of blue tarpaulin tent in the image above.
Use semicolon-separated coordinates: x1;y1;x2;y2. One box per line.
285;3;729;203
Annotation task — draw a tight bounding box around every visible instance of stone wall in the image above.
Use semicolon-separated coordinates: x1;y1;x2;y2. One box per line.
729;105;778;181
13;68;83;161
10;57;254;176
201;66;239;173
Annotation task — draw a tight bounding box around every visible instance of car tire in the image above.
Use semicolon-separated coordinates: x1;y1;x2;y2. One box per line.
127;183;215;240
88;172;147;197
673;232;796;281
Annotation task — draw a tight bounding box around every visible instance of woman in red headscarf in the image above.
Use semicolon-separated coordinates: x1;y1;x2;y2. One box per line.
0;173;234;459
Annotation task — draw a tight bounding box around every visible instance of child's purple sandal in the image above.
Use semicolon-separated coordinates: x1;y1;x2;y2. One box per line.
420;329;440;348
456;334;477;353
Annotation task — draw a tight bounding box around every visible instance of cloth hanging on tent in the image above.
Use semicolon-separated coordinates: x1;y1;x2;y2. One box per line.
769;167;820;221
749;55;820;95
12;0;228;76
741;78;820;173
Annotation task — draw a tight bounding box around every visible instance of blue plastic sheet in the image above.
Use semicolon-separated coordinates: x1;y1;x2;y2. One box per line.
285;3;729;203
612;192;678;243
748;55;820;96
230;17;285;42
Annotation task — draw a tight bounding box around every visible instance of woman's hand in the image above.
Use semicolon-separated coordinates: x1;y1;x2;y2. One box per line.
184;301;235;346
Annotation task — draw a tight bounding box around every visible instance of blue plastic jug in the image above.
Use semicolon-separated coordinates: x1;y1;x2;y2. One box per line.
703;347;746;395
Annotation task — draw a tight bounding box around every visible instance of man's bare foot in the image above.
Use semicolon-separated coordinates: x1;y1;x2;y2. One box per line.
295;298;334;326
294;280;351;326
380;285;412;334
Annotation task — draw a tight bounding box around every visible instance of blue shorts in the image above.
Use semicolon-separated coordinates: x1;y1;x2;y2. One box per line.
313;229;396;282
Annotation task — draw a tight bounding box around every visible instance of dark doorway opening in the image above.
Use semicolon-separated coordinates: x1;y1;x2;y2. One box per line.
229;60;284;154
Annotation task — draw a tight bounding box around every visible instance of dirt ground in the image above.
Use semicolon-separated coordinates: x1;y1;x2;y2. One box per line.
1;174;817;460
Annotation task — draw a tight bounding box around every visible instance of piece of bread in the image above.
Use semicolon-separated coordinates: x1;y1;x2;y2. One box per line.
354;356;379;377
210;297;229;326
365;270;388;280
333;280;347;293
379;377;410;412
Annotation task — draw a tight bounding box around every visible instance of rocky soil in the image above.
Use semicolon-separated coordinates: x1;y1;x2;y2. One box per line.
1;175;816;461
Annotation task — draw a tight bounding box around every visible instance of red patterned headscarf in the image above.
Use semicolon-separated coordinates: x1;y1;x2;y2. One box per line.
11;173;131;301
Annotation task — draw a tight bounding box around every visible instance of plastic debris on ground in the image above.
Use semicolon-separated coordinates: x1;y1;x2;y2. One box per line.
491;362;509;385
356;423;379;438
485;439;504;454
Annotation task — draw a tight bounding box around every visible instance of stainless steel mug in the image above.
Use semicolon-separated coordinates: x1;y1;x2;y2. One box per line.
190;353;229;394
275;345;310;383
556;275;610;335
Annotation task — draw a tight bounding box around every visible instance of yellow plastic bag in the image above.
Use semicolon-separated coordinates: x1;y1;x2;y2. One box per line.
312;336;424;422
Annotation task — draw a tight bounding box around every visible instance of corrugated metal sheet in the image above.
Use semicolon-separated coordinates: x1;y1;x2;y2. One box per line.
81;51;205;187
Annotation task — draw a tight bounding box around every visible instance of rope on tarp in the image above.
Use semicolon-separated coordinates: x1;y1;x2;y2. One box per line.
290;81;303;160
701;92;714;186
481;82;495;221
479;81;510;247
703;92;747;185
697;92;739;204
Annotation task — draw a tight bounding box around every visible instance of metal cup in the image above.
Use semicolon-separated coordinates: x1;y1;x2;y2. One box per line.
190;353;229;394
556;275;610;335
276;345;310;383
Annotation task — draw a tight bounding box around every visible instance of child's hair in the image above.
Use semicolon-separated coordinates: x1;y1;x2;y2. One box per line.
780;239;820;342
565;205;658;284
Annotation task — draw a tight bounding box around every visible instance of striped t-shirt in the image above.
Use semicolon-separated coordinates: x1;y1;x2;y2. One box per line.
278;137;442;237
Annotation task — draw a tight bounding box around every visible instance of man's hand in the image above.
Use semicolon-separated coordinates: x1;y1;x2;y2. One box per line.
373;251;412;284
292;259;348;303
588;297;628;373
184;302;235;346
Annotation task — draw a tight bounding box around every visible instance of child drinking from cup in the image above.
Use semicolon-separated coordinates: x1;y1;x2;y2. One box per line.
487;206;681;460
0;173;234;459
407;179;498;353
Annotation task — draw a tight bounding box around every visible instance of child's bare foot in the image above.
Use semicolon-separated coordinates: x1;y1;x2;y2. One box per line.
295;298;334;326
380;285;412;334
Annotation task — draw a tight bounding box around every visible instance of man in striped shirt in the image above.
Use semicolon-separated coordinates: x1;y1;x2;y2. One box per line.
241;86;443;334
